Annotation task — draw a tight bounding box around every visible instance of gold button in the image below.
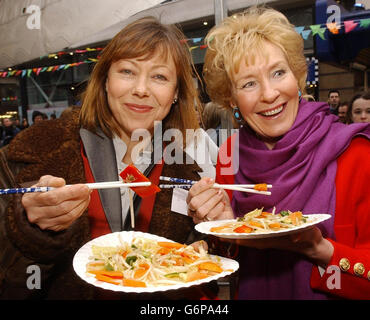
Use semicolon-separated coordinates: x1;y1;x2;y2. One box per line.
339;258;350;272
354;263;365;276
367;270;370;281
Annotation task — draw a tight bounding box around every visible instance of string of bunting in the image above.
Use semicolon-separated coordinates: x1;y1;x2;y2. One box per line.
1;96;18;102
296;17;370;40
0;58;98;78
0;17;369;78
39;47;104;60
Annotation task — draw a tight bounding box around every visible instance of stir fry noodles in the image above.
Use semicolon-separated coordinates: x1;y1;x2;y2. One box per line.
210;208;310;234
86;236;224;287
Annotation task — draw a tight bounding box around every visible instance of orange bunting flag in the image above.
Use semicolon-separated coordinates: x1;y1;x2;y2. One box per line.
326;22;340;34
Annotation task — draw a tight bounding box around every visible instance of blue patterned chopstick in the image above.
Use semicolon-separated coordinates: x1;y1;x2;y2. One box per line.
0;187;53;195
158;176;272;195
159;176;272;189
0;181;152;195
159;184;192;189
159;176;196;185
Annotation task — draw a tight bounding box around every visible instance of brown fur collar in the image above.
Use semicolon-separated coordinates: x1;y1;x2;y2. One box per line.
7;107;85;185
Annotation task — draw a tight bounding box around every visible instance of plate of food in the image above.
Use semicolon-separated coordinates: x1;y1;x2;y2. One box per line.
73;231;239;293
195;208;331;239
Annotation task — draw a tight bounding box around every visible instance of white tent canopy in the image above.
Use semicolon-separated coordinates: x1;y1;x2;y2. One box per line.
0;0;278;68
0;0;164;69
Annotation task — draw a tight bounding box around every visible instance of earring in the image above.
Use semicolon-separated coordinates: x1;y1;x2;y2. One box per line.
172;98;178;105
233;107;243;123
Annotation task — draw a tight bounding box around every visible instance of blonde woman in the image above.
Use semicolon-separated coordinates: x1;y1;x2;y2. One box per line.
187;7;370;299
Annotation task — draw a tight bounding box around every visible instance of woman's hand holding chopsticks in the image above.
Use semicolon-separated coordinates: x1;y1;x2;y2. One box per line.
186;177;234;224
22;175;91;232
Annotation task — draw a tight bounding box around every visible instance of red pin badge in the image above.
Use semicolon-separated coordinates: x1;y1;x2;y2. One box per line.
120;164;160;197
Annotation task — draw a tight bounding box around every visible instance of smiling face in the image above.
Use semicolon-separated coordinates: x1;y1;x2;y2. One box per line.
105;51;178;139
231;41;300;148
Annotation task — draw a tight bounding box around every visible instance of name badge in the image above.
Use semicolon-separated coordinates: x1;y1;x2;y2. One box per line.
170;188;189;216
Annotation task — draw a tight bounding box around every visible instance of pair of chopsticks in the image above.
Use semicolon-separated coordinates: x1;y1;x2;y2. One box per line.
0;181;151;195
0;181;151;230
159;176;272;195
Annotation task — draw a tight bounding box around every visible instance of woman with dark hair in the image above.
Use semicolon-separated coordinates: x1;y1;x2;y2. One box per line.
0;17;213;299
347;90;370;123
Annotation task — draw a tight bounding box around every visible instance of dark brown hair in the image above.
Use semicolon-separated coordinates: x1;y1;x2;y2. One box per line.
80;16;200;143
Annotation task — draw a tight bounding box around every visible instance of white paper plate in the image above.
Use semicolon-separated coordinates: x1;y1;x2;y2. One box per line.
73;231;239;293
195;213;332;239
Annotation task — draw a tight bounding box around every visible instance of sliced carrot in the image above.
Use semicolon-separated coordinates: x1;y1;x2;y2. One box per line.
254;183;268;191
157;247;171;255
134;268;148;279
133;262;150;279
210;225;230;233
233;225;253;233
122;279;147;287
183;256;197;264
197;262;223;273
139;263;150;270
256;212;272;219
249;220;264;228
160;261;169;267
95;274;121;285
289;211;303;225
186;271;209;282
174;257;184;266
89;270;124;279
268;222;281;230
157;241;186;249
180;252;198;264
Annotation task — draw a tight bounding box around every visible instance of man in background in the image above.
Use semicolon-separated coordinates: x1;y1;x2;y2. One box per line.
338;102;349;124
0;117;20;146
328;89;340;115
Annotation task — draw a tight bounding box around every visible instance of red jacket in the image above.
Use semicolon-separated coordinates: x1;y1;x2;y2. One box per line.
216;136;370;299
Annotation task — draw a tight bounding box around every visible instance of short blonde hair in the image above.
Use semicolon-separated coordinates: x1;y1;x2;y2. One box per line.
203;6;307;108
80;16;200;143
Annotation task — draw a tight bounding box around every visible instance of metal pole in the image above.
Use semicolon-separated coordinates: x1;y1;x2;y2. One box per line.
214;0;228;25
28;76;53;106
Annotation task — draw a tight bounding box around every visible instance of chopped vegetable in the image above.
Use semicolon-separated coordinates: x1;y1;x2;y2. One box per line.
198;262;223;273
157;241;186;249
95;274;121;285
254;183;268;191
233;225;253;233
279;210;290;217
